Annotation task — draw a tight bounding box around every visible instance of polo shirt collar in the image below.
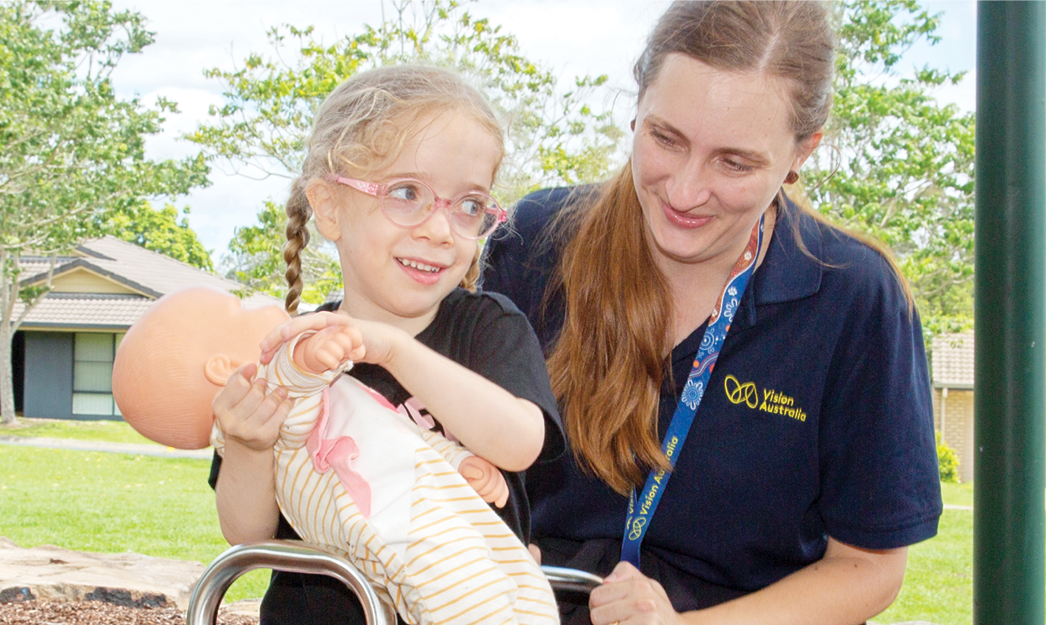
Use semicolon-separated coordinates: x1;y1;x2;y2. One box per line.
733;193;823;330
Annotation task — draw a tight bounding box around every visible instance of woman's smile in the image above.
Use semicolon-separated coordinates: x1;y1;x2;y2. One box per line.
660;198;714;229
631;53;806;273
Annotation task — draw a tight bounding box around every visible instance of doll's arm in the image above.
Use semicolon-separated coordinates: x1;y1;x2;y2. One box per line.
256;328;355;397
458;455;509;508
416;427;509;508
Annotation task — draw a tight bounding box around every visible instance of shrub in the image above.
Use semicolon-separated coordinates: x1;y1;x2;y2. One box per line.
937;432;960;483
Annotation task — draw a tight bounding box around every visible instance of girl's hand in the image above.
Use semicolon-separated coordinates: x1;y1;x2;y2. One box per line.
528;543;542;565
212;363;293;451
589;561;683;625
458;455;509;508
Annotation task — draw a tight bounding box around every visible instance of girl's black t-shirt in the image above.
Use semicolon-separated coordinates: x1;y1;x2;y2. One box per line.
207;288;562;625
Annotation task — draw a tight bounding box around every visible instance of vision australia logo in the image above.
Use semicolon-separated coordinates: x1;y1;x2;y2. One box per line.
724;375;808;422
723;375;758;408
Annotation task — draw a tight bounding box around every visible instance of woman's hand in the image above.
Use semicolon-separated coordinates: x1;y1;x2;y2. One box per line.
212;362;293;451
589;562;683;625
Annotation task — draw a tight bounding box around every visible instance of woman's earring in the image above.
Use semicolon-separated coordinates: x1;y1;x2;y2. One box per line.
630;119;636;131
784;170;799;185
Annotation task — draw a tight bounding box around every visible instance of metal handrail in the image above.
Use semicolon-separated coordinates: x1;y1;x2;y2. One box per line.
185;539;602;625
185;540;396;625
541;565;603;593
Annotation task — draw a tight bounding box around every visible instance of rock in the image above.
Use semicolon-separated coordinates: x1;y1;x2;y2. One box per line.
222;599;262;617
0;537;205;610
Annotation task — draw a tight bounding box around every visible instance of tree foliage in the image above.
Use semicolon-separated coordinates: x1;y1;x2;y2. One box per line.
804;0;975;336
0;0;210;423
104;202;213;271
187;0;623;301
192;0;975;334
222;200;341;302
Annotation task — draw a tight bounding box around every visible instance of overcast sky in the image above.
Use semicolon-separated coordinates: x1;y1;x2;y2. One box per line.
103;0;977;261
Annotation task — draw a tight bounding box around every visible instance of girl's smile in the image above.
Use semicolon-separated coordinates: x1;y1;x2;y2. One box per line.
313;108;502;335
396;256;449;285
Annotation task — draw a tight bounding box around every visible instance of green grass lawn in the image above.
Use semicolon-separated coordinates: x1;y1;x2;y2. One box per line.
0;439;269;603
873;483;973;625
1;417;156;445
0;419;979;619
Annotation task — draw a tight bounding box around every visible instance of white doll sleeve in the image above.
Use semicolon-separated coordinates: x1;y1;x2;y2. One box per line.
414;426;474;470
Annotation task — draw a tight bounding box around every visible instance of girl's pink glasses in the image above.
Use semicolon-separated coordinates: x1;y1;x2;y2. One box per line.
329;175;507;240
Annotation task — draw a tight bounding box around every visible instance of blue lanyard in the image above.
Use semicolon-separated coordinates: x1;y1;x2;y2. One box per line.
621;215;765;568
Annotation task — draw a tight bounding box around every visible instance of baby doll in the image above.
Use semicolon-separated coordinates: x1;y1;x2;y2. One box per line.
112;286;558;625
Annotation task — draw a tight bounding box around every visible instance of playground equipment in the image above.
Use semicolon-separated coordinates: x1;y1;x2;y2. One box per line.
185;539;603;625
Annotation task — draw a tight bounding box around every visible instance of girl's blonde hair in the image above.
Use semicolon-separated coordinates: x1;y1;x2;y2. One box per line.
549;1;858;494
284;65;505;313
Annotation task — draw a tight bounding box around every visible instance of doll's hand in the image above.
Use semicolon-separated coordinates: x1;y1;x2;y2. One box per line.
259;312;360;365
212;363;293;452
294;323;365;374
458;455;509;508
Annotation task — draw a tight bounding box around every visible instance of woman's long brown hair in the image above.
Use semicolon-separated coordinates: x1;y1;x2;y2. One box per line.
547;1;839;494
547;166;672;492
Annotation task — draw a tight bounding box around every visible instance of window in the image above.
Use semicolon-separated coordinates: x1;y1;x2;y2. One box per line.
72;333;123;416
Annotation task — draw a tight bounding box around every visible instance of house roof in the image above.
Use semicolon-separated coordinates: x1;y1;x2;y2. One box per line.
931;332;974;389
25;237;238;297
16;293;155;330
18;236;280;330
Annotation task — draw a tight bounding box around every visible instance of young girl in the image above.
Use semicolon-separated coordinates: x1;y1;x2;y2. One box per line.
207;65;564;625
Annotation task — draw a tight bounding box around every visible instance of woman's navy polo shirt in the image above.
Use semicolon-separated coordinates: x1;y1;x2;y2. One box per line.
481;187;943;608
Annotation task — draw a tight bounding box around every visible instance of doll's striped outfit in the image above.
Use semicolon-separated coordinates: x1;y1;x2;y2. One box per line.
213;335;558;625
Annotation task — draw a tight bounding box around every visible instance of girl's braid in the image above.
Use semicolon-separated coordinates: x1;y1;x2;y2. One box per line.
283;177;311;314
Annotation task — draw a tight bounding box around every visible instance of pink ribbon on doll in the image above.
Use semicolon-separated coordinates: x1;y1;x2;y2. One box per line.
306;387;374;517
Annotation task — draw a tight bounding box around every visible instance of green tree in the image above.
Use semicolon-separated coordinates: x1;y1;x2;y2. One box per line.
103;202;214;271
0;0;209;424
187;0;622;301
804;0;975;337
222;200;340;301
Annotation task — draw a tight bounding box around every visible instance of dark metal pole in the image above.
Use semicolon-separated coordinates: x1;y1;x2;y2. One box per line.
974;3;1046;624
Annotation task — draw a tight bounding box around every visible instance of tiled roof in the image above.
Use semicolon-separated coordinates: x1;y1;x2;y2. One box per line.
23;236;247;298
17;236;280;329
18;255;76;280
931;332;974;389
16;293;154;330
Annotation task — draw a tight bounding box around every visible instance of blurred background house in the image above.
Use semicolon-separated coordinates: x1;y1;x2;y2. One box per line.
15;237;278;421
932;332;974;483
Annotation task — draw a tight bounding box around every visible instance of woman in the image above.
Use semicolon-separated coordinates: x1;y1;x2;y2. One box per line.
482;2;942;624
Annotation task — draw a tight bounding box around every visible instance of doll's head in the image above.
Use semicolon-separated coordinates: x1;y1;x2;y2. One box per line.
112;286;290;449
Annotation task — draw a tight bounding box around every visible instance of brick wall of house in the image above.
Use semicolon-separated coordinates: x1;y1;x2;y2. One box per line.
932;388;974;483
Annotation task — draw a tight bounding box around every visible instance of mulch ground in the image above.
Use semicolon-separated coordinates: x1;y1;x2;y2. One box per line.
0;599;258;624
